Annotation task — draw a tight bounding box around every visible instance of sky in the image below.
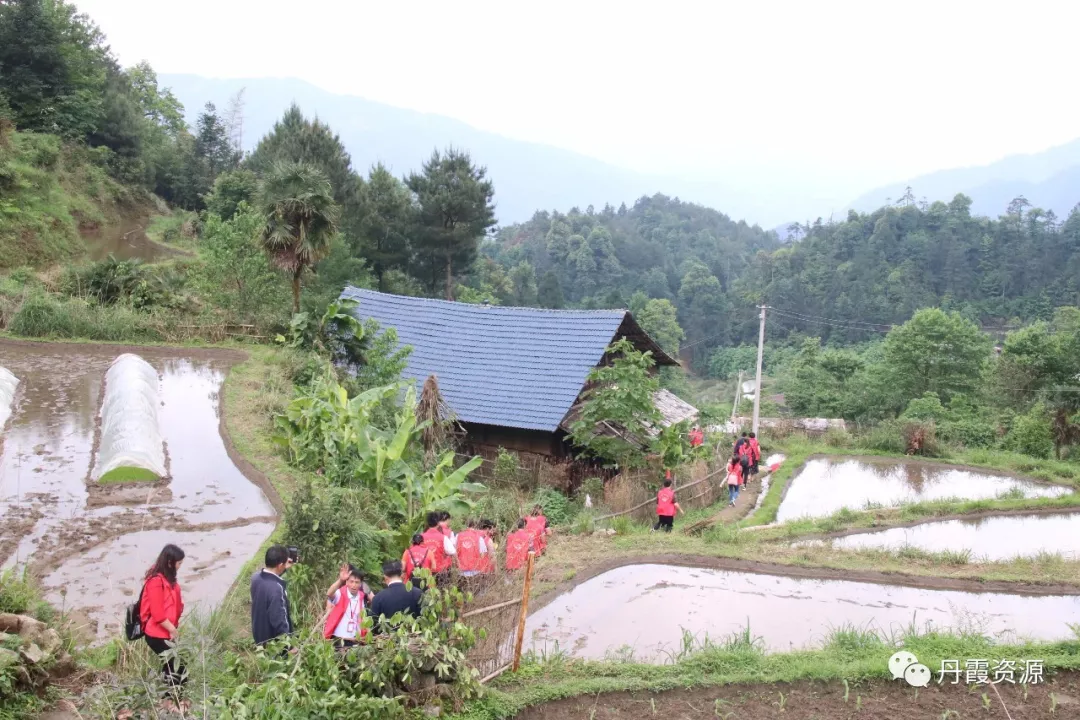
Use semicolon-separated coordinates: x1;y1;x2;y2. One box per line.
75;0;1080;220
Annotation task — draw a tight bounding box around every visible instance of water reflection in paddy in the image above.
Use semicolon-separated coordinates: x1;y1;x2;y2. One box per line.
826;512;1080;561
777;458;1070;523
525;564;1080;662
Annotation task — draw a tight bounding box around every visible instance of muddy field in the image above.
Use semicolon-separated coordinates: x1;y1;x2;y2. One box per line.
524;563;1080;661
776;457;1071;522
0;340;276;640
515;670;1080;719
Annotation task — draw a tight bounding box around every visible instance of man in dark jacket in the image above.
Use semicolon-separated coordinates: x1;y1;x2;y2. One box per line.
251;545;293;645
368;560;423;634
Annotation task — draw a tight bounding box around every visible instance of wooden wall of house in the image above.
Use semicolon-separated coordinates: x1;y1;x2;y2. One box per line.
460;423;568;458
458;423;612;493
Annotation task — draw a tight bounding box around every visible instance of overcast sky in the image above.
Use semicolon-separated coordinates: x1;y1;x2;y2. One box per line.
75;0;1080;217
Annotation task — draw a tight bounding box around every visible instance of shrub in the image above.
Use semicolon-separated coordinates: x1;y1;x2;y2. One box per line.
531;486;574;526
1006;407;1054;459
859;419;941;457
282;480;385;618
9;292;163;342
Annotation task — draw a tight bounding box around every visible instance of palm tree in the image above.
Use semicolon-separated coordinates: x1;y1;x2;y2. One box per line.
259;161;340;314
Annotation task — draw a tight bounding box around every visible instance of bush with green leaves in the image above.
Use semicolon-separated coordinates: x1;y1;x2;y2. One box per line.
282;480;385;617
274;371;484;548
569;338;661;468
531;487;574;526
1006;406;1054;459
214;579;479;719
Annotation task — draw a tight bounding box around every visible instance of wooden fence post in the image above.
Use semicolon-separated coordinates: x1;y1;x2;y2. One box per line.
511;551;536;671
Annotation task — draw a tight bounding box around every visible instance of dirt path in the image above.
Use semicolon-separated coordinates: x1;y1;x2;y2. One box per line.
681;473;766;534
515;670;1080;719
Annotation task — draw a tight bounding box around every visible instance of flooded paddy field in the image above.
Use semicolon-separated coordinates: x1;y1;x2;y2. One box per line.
776;457;1071;523
525;564;1080;662
821;511;1080;561
0;340;276;639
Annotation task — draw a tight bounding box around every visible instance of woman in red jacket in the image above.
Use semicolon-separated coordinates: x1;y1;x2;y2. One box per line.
140;544;187;700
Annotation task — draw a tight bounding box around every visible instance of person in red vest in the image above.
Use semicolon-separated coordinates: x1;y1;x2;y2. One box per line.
748;432;761;475
652;477;683;532
689;425;705;448
323;564;371;647
726;455;744;506
525;505;550;555
402;533;437;584
505;519;534;571
140;544;187;710
478;519;497;573
421;511;456;584
736;432;754;479
455;519;491;579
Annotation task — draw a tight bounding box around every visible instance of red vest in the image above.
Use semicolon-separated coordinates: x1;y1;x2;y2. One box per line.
478;531;495;572
402;546;432;582
656;487;676;516
422;527;452;573
505;529;532;570
456;529;484;572
749;438;761;461
727;464;743;485
525;515;547;554
323;587;366;640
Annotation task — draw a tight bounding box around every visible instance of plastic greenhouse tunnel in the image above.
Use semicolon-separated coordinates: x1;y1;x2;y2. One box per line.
93;354;167;483
0;367;19;429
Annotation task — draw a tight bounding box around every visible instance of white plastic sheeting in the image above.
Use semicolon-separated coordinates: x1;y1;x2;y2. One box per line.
93;353;167;480
0;366;19;428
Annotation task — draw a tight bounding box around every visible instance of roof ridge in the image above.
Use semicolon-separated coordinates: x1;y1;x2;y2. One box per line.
342;286;628;315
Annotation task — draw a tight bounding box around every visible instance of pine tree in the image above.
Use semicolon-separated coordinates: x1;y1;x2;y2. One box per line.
406;148;495;299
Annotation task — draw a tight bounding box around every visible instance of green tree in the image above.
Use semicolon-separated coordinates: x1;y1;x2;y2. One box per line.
205;169;259;221
258;162;341;314
406;148;495;299
569;338;661;467
355;163;414;287
637;298;683;357
198;203;289;322
537;270;564;309
882;308;991;404
508;261;538;306
125;61;184;135
0;0;108;138
677;259;728;363
246;103;361;233
194;102;238;176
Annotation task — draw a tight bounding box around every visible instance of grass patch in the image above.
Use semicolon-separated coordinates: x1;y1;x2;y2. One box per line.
452;627;1080;720
96;466;160;484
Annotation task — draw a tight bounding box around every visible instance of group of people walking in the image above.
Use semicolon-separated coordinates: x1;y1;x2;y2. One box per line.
652;431;763;531
132;506;553;707
727;431;761;505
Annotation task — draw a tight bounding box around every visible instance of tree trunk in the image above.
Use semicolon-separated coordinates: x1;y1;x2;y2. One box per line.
445;251;454;301
292;267;302;315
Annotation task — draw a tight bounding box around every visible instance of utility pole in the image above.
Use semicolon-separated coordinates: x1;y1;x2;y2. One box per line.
730;370;743;426
752;305;770;435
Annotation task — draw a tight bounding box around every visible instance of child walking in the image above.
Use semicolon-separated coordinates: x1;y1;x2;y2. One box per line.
726;456;744;506
653;477;683;532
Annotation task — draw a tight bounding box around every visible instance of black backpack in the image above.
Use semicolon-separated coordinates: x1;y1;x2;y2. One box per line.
125;581;147;641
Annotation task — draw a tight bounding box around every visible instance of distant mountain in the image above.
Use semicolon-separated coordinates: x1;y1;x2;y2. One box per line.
846;137;1080;219
161;74;764;227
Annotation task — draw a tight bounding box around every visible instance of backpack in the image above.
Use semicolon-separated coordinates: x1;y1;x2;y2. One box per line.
125;581;147;641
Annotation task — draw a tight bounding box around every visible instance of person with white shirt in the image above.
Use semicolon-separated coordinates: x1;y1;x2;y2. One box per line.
322;565;371;647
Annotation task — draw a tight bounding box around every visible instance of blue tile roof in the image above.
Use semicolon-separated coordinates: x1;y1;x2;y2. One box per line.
340;287;670;432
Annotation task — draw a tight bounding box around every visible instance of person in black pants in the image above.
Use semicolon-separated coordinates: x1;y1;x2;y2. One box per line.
368;560;424;634
139;544;188;711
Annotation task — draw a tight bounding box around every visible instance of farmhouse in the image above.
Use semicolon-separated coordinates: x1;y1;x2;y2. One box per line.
341;287;698;475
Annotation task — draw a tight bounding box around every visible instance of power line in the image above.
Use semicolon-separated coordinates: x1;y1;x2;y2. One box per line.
768;310;894;332
769;309;893;334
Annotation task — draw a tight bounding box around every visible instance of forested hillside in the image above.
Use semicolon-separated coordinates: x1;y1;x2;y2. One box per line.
761;195;1080;340
479;197;779;364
